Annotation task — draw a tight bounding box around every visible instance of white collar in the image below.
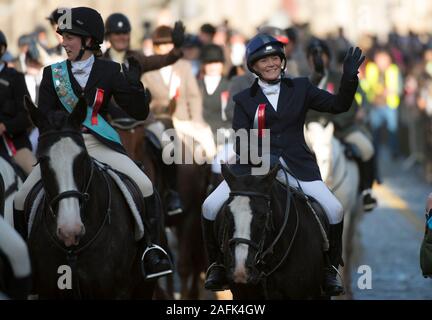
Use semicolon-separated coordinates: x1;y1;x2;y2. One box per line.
258;78;280;95
204;75;222;95
71;54;95;73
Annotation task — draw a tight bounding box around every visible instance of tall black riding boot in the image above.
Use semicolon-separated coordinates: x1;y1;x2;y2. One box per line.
141;192;173;280
323;220;345;296
358;158;378;212
162;162;183;217
13;207;27;240
202;217;229;291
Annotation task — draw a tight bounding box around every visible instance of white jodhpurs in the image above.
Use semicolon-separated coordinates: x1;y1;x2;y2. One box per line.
0;216;31;278
202;169;344;225
344;130;374;162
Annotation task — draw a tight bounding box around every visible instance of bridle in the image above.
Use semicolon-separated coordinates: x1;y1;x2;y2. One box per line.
225;168;298;281
38;130;93;219
36;129;113;299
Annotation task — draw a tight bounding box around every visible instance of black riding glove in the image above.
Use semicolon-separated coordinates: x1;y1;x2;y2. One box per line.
171;21;185;48
342;47;365;80
145;88;152;106
123;56;142;87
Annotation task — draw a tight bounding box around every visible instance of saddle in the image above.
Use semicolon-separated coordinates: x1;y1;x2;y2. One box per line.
110;118;147;131
276;181;330;235
24;160;147;241
225;163;330;238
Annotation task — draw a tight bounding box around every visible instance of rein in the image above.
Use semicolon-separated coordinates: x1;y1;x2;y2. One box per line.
42;162;113;299
228;167;297;280
38;129;113;299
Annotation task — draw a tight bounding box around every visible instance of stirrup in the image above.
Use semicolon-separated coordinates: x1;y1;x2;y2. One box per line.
324;265;345;296
141;244;173;280
167;207;183;216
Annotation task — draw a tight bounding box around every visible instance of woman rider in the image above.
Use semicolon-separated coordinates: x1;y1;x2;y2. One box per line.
202;33;364;296
13;7;171;280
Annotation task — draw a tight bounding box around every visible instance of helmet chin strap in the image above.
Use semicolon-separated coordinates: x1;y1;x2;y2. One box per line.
74;37;90;62
257;69;285;85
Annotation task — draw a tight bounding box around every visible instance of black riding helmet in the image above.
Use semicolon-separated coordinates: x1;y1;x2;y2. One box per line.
257;26;289;44
306;37;331;60
46;8;67;26
56;7;104;61
200;44;225;64
246;33;286;77
0;30;7;49
0;30;7;58
105;13;131;35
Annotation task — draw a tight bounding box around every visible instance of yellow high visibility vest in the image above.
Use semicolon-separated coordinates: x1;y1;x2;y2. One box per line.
364;62;401;109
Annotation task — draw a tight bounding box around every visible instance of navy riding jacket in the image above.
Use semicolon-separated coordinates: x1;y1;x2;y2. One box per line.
38;58;149;154
232;76;358;181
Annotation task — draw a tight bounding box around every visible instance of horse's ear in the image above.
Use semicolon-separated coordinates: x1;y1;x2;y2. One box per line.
221;163;236;187
262;163;279;187
24;95;49;130
69;97;88;130
324;122;334;138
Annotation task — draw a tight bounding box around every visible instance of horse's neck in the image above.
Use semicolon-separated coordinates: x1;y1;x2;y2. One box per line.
330;137;346;184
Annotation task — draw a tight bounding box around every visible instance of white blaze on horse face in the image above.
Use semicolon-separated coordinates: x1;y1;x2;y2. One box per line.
48;137;83;244
229;196;253;284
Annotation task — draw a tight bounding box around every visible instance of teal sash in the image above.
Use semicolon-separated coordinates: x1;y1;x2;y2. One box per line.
51;60;121;144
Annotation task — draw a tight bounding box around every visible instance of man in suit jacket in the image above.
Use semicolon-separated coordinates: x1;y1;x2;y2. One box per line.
103;13;186;216
201;33;365;296
141;25;216;164
0;31;35;174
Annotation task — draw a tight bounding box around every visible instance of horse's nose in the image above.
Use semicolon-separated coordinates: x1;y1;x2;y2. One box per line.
232;265;248;284
57;224;85;247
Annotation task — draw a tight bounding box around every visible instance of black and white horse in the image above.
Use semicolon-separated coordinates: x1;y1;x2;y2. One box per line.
24;96;155;299
216;164;328;299
304;122;362;295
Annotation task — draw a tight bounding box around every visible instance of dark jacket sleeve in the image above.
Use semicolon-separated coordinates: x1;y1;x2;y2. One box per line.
305;76;358;114
3;72;32;135
38;66;59;116
232;94;253;157
111;63;149;121
133;48;183;74
232;96;252;131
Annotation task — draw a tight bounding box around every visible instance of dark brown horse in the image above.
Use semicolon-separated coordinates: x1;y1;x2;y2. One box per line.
216;164;329;299
24;97;155;299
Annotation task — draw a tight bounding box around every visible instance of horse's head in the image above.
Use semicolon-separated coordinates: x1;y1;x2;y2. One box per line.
221;164;279;285
25;95;88;247
304;122;334;183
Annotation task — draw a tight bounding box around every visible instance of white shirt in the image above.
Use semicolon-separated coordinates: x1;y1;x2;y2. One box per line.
71;54;95;89
204;75;221;95
317;71;329;90
258;78;280;111
109;47;126;64
159;65;172;86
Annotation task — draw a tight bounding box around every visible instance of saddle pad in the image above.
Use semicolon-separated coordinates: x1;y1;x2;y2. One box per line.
26;161;145;241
